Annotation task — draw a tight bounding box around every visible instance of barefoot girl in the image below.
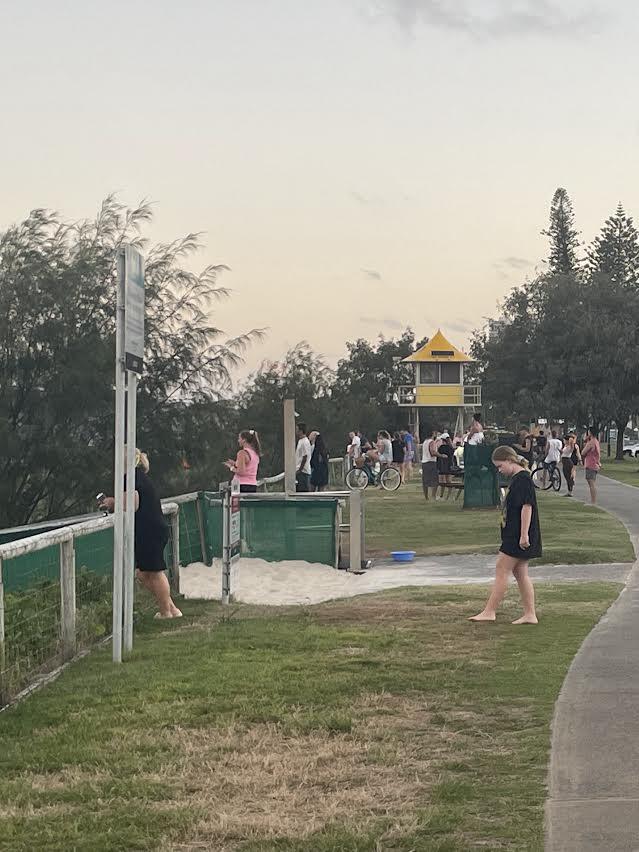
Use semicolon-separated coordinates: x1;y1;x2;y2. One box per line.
470;446;541;625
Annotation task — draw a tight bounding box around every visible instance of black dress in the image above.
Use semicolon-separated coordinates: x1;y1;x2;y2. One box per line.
500;470;542;560
437;443;454;474
310;446;329;488
392;439;405;464
134;468;170;571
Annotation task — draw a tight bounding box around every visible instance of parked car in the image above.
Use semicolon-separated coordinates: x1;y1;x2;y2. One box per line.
623;442;639;457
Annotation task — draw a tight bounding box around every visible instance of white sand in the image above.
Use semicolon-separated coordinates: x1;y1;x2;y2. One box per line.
179;558;493;606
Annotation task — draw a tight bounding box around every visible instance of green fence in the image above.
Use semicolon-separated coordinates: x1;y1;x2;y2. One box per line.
202;494;338;567
462;444;500;508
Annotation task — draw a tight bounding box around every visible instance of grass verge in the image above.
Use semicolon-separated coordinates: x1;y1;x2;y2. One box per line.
362;481;634;563
594;457;639;488
0;582;620;851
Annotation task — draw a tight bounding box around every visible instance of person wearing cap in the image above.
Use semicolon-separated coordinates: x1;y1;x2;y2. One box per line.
436;432;455;500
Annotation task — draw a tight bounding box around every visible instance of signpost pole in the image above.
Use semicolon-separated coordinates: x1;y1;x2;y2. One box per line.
222;480;241;605
112;245;145;661
123;373;137;653
112;251;126;663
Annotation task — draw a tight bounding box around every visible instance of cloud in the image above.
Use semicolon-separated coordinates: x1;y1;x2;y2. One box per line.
362;316;404;330
497;256;533;270
362;268;383;281
446;320;475;334
373;0;604;39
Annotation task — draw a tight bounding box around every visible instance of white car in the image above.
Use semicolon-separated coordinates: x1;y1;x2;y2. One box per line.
623;443;639;457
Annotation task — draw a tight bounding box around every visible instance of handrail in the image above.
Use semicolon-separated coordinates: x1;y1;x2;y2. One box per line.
0;503;178;561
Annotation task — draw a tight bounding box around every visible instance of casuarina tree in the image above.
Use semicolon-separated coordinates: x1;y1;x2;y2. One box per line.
542;188;581;276
587;202;639;289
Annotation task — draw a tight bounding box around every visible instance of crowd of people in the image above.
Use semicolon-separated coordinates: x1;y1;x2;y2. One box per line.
513;426;601;504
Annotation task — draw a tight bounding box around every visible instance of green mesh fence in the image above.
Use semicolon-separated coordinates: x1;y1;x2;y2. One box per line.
202;494;338;566
463;444;500;508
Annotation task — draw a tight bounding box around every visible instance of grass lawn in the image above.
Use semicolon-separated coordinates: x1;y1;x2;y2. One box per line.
595;456;639;488
0;583;620;852
362;481;634;564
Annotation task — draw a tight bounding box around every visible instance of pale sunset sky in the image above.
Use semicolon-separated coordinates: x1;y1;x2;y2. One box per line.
2;1;639;380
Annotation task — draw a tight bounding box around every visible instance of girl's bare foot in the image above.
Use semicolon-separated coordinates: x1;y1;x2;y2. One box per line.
170;605;183;618
512;615;538;625
469;612;496;622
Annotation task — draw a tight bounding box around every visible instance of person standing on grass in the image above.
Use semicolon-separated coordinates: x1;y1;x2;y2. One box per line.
225;430;261;493
100;449;182;620
581;427;601;504
436;432;455;500
470;446;540;625
402;429;415;481
295;423;312;492
560;433;580;497
421;429;440;501
309;431;330;492
392;431;406;482
513;428;535;467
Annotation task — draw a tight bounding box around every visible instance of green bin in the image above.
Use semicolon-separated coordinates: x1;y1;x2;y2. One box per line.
463;444;500;508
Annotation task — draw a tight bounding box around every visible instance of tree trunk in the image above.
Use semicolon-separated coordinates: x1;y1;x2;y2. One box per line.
614;412;629;460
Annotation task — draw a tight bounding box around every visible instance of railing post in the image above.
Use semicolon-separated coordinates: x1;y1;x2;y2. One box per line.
0;557;7;706
60;536;76;662
170;509;180;595
195;494;208;564
349;489;362;572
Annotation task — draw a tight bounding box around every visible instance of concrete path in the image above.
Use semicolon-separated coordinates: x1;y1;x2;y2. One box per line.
546;473;639;851
370;553;631;585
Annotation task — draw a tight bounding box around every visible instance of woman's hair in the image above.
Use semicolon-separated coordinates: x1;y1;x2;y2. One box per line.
491;445;529;469
240;429;262;456
314;431;328;457
135;448;150;473
378;430;390;440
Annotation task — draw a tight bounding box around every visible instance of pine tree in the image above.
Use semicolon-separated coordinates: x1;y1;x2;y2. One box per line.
541;188;581;275
587;202;639;289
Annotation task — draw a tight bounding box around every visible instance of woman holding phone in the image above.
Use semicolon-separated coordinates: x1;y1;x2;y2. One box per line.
470;446;541;625
225;430;261;492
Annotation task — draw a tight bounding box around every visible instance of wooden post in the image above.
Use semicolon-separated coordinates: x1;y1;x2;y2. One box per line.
60;537;76;662
284;399;296;496
0;557;6;706
170;510;180;595
195;495;208;564
349;488;362;572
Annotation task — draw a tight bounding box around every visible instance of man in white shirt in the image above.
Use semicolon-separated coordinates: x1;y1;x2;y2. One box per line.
347;431;361;467
295;423;312;492
542;428;563;487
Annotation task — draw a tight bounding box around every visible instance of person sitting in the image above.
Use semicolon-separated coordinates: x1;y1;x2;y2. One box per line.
466;413;484;445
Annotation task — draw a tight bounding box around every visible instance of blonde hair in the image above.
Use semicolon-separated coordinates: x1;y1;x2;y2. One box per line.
135;448;150;473
491;445;529;469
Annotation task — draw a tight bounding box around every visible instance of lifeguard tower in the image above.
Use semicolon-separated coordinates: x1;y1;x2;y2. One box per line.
396;329;481;438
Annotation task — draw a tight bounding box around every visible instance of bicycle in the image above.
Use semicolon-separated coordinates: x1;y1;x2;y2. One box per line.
530;460;561;492
345;461;401;491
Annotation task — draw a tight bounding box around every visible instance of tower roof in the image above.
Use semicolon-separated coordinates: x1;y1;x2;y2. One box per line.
403;329;474;363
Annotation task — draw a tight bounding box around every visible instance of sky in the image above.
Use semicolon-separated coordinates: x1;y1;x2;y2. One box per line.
2;0;639;383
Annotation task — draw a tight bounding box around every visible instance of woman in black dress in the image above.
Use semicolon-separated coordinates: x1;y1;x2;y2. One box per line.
470;446;541;625
309;431;330;492
101;450;181;619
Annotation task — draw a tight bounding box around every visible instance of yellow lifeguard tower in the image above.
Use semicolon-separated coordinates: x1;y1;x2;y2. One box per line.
396;329;481;437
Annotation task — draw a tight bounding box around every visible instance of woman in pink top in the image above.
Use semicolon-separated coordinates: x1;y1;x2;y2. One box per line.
581;427;601;505
225;430;261;492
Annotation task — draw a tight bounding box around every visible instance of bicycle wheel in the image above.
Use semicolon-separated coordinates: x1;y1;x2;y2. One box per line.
531;465;552;490
380;467;401;491
346;468;369;490
550;465;562;492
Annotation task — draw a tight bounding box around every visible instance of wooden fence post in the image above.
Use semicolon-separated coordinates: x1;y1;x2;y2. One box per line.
60;537;76;662
0;557;7;706
170;510;180;595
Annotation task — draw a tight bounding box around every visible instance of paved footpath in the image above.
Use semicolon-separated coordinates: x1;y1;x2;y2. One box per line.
546;473;639;851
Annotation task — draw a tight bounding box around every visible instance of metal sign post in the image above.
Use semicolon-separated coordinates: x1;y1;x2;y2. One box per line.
222;480;240;605
112;245;144;662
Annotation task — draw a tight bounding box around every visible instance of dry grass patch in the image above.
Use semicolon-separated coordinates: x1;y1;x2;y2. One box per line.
160;708;430;850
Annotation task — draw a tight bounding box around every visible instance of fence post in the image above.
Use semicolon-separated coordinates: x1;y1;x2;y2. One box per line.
195;495;208;564
349;489;362;572
170;509;180;595
0;557;6;706
60;537;76;662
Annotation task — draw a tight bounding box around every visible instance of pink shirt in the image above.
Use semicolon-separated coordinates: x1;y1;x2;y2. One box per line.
236;446;259;485
582;438;601;470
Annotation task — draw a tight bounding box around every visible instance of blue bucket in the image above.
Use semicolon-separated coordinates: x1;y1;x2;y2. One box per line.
391;551;416;563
